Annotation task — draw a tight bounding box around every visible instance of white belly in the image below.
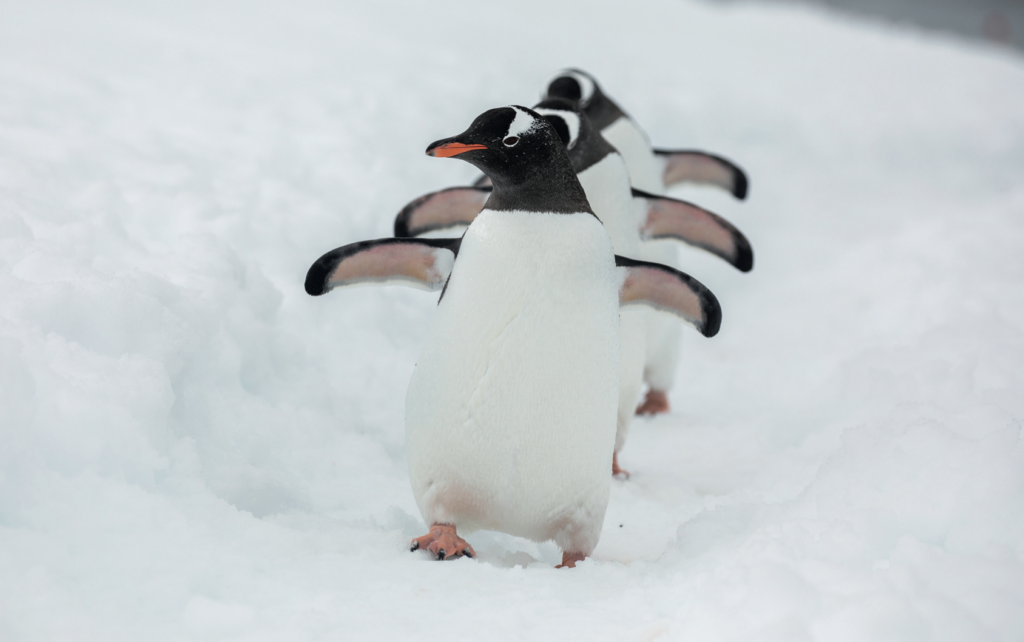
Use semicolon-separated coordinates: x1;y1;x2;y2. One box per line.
577;155;642;258
577;155;647;451
602;117;684;392
405;209;620;554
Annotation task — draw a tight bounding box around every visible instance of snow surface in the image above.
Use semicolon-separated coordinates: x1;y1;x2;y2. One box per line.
1;0;1023;640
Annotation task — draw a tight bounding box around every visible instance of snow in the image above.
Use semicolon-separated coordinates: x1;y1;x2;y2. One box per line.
1;0;1022;639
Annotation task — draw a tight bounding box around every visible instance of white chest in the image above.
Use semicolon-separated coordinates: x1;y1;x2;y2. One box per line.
601;116;663;194
404;209;620;543
577;154;642;258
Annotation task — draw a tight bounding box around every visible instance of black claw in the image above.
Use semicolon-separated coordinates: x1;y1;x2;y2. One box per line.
462;548;473;558
436;549;446;560
410;541;420;552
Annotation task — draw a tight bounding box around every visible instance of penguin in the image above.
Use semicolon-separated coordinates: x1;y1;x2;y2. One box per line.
543;69;749;415
394;100;752;475
542;69;748;198
306;105;722;567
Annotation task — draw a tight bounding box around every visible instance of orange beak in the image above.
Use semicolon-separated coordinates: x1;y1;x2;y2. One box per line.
427;142;488;158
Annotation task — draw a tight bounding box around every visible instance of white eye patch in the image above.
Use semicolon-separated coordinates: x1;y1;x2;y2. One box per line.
533;108;581;150
504;106;540;139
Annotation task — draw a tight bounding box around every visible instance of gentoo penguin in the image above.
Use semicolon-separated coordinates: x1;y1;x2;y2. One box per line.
544;69;749;415
394;100;752;475
533;99;754;474
542;69;748;198
306;105;722;567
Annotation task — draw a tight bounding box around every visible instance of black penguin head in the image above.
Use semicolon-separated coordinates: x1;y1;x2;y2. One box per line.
533;98;616;174
426;106;554;183
426;106;592;214
542;69;626;131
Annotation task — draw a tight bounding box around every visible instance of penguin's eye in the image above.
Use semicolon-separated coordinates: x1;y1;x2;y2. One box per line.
503;136;520;147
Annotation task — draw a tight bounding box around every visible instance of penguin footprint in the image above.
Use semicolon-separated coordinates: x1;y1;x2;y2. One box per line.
410;524;475;561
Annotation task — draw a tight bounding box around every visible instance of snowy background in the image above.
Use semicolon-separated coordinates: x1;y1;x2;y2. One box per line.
1;0;1023;640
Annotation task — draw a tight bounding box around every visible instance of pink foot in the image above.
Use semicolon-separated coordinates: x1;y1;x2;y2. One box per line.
612;452;630;479
556;551;586;568
636;389;670;415
410;524;475;561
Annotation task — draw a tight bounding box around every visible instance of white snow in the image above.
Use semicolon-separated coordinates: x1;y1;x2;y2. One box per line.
1;0;1022;640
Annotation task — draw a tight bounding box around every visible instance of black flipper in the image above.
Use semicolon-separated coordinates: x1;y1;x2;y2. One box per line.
305;237;461;296
652;149;749;200
615;255;721;338
394;186;491;238
632;188;753;272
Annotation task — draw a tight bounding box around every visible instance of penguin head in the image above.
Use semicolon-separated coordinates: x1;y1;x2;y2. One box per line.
426;106;561;184
426;105;592;214
544;69;598;109
542;69;626;131
533;98;616;174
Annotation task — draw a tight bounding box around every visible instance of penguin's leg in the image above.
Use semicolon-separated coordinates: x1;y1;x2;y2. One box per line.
410;524;476;561
636;389;670;415
611;452;630;479
556;552;587;569
638;315;683;415
614;311;646;477
551;486;608;568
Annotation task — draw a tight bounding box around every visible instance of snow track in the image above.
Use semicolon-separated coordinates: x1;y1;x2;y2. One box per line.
1;1;1022;639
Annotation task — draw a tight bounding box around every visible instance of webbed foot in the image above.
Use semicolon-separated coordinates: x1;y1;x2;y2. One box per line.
410;524;475;561
556;551;586;568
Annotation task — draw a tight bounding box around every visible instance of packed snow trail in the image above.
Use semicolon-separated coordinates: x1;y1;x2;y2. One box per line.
1;1;1022;640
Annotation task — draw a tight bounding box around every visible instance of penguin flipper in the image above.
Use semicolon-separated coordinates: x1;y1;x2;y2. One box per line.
615;256;722;338
393;186;491;237
652;149;749;199
632;189;754;272
305;237;461;296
